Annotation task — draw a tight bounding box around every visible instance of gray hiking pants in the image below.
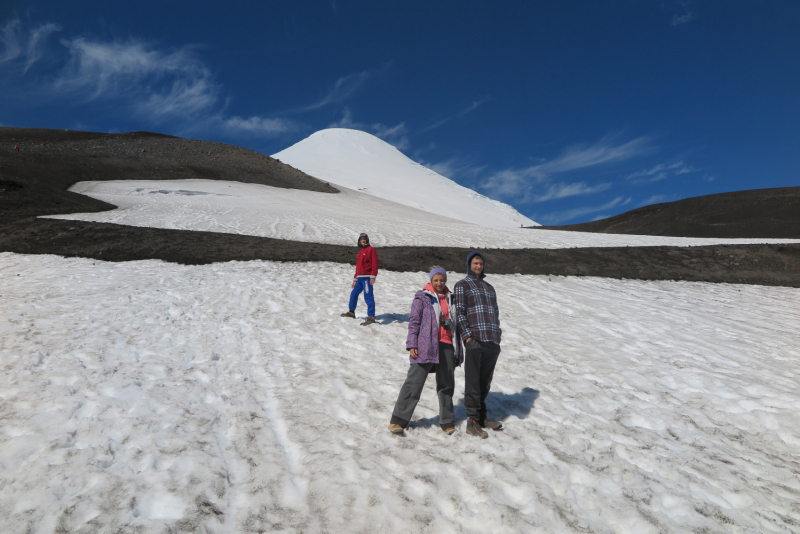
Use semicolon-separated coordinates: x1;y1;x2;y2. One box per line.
391;342;457;429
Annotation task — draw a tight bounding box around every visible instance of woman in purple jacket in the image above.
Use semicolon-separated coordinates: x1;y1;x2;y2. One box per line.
389;267;463;435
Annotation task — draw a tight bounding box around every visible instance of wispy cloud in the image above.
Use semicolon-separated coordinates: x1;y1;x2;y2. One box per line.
481;133;654;203
672;12;695;25
2;20;294;138
0;19;60;71
626;161;695;183
640;194;669;206
540;197;631;225
329;107;409;150
420;96;490;133
668;0;695;25
55;38;217;115
422;156;487;180
296;65;389;113
531;181;612;203
222;115;296;136
530;135;653;177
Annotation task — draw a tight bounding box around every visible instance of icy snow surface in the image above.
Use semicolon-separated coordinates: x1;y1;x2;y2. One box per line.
273;128;538;227
2;252;799;533
47;179;800;249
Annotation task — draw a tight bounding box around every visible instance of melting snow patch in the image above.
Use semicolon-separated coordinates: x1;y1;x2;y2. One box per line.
47;179;800;249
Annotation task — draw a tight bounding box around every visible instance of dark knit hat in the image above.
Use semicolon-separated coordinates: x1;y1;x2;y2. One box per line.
466;251;484;274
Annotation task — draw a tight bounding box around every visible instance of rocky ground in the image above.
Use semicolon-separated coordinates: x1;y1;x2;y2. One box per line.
2;127;798;287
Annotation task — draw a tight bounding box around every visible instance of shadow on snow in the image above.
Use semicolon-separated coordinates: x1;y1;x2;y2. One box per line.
407;387;540;429
374;313;410;325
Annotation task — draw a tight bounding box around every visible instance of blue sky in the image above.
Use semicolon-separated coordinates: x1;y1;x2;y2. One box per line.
2;1;798;224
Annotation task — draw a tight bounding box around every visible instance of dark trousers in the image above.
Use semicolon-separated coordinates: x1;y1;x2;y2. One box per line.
464;340;501;421
391;342;457;429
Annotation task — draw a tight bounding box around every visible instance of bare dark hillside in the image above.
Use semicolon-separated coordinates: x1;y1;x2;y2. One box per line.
536;187;800;238
0;127;338;222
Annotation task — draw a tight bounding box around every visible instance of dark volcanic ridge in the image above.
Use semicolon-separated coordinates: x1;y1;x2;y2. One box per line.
2;219;798;288
2;126;799;288
0;127;338;222
537;187;800;239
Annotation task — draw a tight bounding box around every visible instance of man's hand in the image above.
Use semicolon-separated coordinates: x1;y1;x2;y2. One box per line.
370;278;375;285
351;281;356;288
409;348;419;359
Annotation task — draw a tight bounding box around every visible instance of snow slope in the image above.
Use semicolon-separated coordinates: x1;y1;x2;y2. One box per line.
272;128;538;227
46;179;800;249
2;252;799;533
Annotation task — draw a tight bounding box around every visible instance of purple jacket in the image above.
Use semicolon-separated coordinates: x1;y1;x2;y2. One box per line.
406;289;463;366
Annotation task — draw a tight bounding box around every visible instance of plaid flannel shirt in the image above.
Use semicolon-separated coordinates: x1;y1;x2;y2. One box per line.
453;273;501;345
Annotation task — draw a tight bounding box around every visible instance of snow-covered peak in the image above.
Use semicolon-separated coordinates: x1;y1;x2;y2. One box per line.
273;128;538;227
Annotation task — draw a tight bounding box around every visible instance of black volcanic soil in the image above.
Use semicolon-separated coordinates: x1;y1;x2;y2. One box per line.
537;187;800;238
2;218;799;287
0;127;338;222
2;127;799;288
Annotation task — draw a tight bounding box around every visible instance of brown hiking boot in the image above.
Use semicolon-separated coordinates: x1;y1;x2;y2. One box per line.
442;427;457;436
340;310;356;318
482;419;503;431
466;419;488;439
389;423;405;435
360;316;376;326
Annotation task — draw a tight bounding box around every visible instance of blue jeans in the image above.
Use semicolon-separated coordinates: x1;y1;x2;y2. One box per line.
349;277;375;316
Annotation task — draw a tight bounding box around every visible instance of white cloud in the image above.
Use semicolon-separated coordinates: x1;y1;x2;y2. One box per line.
423;157;486;180
372;121;407;140
531;135;653;177
531;181;612;203
641;195;667;206
328;108;409;151
55;38;215;109
0;19;60;70
668;0;695;26
421;96;490;132
328;107;357;128
672;13;695;25
298;65;389;113
626;161;696;183
0;19;25;64
0;22;293;138
25;23;59;72
541;197;631;225
222;116;296;136
481;134;653;203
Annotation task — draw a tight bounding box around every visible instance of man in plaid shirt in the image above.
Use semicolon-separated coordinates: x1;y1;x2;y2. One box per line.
453;251;503;439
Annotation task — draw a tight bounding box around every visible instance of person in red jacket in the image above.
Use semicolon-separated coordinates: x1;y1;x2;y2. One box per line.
341;233;378;326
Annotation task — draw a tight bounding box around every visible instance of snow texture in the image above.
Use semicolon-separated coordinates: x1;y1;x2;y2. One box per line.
2;252;799;533
272;128;538;227
46;179;800;249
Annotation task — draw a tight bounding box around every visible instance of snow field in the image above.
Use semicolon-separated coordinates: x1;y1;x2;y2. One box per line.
272;128;537;228
47;179;800;249
1;253;799;533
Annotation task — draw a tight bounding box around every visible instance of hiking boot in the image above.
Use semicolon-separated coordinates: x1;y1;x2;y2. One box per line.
466;419;488;439
389;423;405;435
482;418;503;431
360;316;376;326
340;310;356;318
442;427;457;436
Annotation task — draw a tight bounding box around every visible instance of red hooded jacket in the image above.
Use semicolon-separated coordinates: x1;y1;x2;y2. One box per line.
354;245;378;279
